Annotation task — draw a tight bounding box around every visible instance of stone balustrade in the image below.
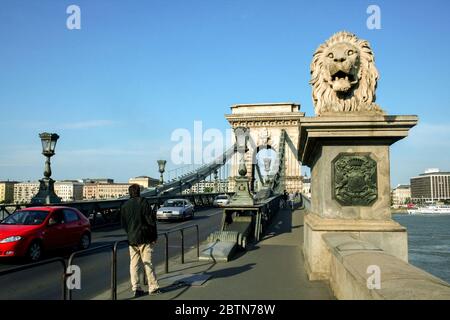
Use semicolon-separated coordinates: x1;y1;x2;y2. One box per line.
322;233;450;300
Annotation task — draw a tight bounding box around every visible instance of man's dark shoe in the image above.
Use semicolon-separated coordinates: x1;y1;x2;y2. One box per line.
150;289;162;295
134;289;146;298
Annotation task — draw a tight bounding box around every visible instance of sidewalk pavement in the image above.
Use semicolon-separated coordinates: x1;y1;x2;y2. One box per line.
109;207;334;300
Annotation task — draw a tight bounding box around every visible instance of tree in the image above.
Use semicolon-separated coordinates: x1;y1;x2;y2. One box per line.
203;187;214;193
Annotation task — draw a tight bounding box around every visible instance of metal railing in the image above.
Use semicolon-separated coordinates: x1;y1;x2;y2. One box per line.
70;224;200;300
110;224;199;300
0;257;67;300
0;223;201;300
66;244;115;300
0;192;233;227
164;224;200;265
0;204;22;221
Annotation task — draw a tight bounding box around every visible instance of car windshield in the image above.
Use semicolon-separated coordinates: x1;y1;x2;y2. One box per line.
163;200;185;207
1;210;49;225
216;195;228;200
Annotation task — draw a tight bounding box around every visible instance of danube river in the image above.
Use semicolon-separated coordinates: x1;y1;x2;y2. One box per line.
393;214;450;283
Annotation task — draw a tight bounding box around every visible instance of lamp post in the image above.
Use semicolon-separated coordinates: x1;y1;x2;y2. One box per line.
31;132;61;204
230;127;253;205
213;169;219;193
235;127;248;177
157;160;167;185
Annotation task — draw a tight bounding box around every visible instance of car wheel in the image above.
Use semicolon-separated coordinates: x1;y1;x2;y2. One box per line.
27;241;42;262
79;233;91;250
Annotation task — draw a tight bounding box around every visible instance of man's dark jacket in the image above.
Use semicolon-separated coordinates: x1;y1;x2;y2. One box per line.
120;197;157;245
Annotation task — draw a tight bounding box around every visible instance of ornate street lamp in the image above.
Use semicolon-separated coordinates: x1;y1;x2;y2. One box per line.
230;127;253;205
157;160;167;185
235;127;249;177
31;132;61;204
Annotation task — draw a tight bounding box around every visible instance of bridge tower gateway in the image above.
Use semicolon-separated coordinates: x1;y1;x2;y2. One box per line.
225;103;305;194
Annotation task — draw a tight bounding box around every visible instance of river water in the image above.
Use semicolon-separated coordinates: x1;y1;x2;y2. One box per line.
393;214;450;283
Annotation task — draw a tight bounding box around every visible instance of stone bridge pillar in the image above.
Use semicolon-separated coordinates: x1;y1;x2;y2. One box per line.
299;116;418;280
300;31;419;280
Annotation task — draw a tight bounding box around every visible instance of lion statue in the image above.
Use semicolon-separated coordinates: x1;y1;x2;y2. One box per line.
310;31;384;116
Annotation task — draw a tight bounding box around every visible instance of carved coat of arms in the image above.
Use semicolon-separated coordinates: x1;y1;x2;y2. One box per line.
332;154;378;206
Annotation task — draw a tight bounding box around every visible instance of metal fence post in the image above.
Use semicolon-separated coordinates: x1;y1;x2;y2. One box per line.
164;233;169;273
196;225;200;258
112;242;118;300
62;271;67;300
112;239;129;299
180;229;185;264
67;270;74;300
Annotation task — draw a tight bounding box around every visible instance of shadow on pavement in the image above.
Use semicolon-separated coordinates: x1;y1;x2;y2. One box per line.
261;209;293;241
168;262;213;273
159;262;256;300
204;263;255;280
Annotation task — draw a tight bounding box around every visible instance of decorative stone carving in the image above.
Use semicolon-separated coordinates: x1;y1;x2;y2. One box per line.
332;153;378;206
230;119;300;128
310;31;384;116
258;128;271;146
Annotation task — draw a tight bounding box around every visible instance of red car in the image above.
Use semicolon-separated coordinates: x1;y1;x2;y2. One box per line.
0;206;91;261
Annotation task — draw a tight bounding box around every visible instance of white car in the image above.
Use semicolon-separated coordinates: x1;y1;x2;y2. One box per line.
156;199;195;221
213;194;231;207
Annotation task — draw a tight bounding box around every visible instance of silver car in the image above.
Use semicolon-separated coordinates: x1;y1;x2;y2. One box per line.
156;199;195;221
213;194;231;207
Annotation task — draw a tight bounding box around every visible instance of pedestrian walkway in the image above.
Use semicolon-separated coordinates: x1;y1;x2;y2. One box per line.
111;207;334;300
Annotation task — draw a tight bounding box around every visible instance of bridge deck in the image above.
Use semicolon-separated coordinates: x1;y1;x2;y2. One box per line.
108;207;334;300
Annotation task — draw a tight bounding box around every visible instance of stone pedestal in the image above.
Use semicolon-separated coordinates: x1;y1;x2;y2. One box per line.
299;115;418;280
31;178;62;205
231;176;254;206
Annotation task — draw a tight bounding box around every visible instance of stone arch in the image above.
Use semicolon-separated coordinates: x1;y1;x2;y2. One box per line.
225;103;305;193
250;144;279;192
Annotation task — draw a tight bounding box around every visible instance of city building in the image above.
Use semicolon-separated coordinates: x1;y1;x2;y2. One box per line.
14;182;40;204
97;183;131;199
82;178;114;184
0;181;18;203
183;179;229;194
391;184;411;207
54;181;84;202
128;176;159;189
410;168;450;203
83;182;132;200
83;183;98;200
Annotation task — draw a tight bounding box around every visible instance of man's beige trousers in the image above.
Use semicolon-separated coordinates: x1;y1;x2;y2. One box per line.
129;243;159;292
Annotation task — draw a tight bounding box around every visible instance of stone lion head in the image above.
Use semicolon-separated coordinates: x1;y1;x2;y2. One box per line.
310;31;384;115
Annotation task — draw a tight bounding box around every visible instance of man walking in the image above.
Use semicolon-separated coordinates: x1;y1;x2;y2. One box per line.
121;184;161;297
289;192;295;210
280;189;289;208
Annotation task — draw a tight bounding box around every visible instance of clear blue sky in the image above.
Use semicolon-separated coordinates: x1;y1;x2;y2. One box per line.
0;0;449;186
